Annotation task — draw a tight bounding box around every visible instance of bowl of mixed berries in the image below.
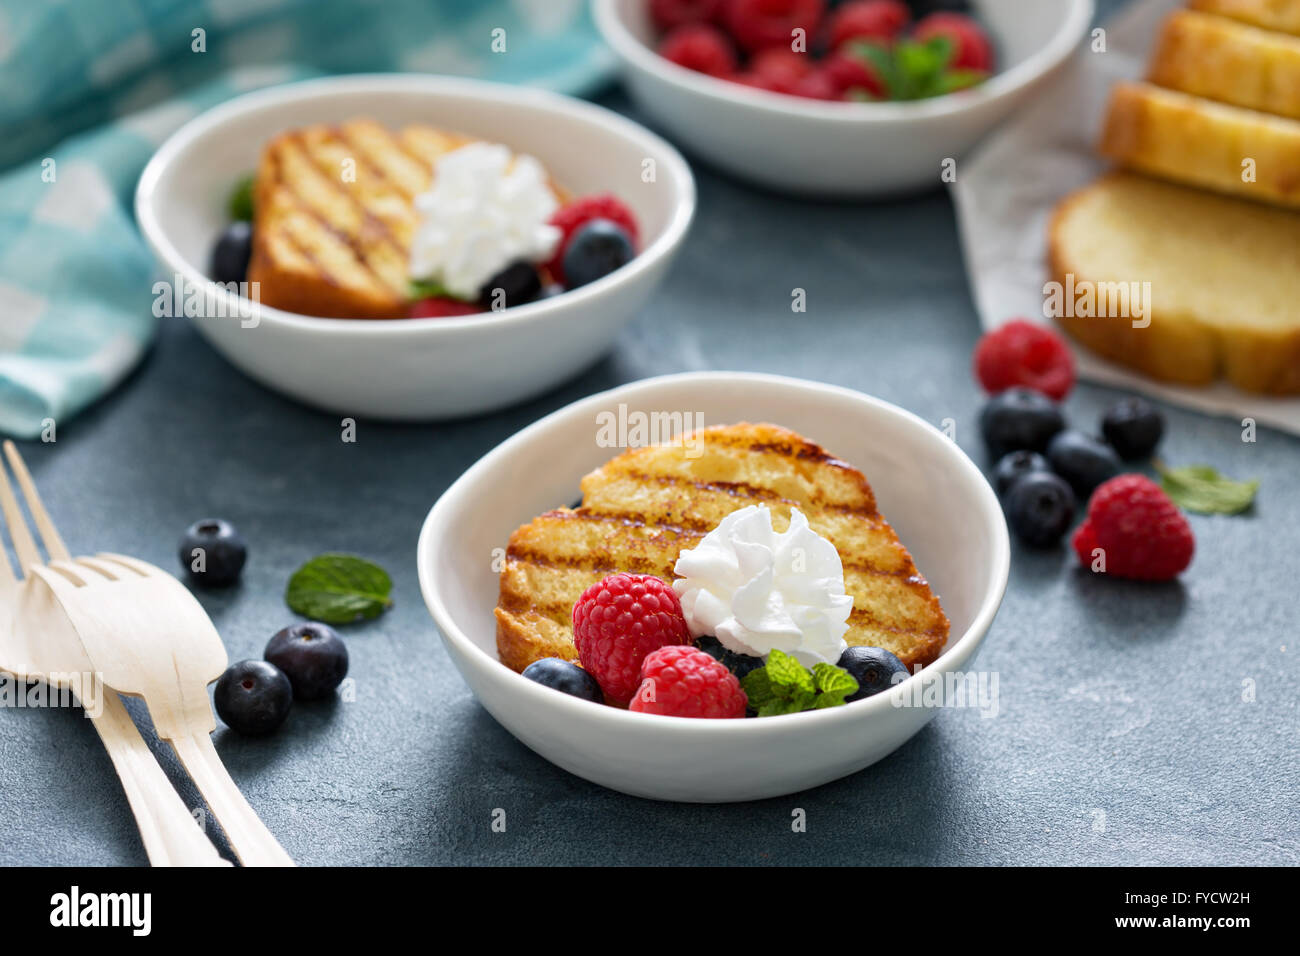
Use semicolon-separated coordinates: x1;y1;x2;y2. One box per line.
593;0;1094;195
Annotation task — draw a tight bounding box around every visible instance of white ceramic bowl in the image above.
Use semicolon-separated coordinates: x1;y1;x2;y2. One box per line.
135;75;695;420
594;0;1093;196
417;372;1010;802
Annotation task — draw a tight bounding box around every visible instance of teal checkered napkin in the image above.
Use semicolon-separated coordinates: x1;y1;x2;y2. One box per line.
0;0;614;438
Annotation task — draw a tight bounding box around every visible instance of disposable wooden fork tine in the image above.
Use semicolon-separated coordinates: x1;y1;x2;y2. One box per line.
0;441;228;866
2;441;69;564
1;442;292;867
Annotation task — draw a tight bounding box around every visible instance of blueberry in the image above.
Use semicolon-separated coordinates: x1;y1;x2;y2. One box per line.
178;518;247;587
521;658;603;703
1101;397;1165;460
214;660;292;735
838;646;909;702
561;219;634;289
264;622;349;701
1004;471;1075;547
1046;429;1121;498
210;221;252;285
695;635;765;679
992;450;1051;498
478;261;541;310
979;387;1066;459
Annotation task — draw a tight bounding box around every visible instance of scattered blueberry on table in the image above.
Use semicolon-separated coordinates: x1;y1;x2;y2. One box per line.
179;518;247;588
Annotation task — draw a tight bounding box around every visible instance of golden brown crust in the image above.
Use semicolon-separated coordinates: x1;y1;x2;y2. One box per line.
1147;10;1300;120
495;423;950;676
1097;82;1300;208
1188;0;1300;35
1048;172;1300;394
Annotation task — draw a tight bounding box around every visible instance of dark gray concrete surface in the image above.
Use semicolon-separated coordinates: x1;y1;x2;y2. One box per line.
1;0;1297;866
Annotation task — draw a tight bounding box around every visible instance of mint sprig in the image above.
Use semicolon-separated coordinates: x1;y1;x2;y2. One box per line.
850;37;989;101
228;174;255;222
285;553;394;624
741;649;858;717
1156;462;1259;515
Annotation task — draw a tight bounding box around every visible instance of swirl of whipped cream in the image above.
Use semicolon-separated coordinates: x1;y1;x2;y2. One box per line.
408;142;561;300
672;505;853;666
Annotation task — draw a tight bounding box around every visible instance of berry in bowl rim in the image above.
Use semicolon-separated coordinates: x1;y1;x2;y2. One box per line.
593;0;1096;122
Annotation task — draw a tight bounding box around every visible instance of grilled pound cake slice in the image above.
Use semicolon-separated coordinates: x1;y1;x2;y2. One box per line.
1189;0;1300;35
248;120;562;319
1098;82;1300;209
1148;10;1300;120
495;423;949;674
1049;172;1300;393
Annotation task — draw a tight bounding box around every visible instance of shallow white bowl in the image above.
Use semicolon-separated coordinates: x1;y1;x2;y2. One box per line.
594;0;1093;196
135;74;695;420
417;372;1010;802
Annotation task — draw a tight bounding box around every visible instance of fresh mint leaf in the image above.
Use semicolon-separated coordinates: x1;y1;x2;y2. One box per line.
765;648;814;695
743;651;858;717
228;174;255;222
409;278;452;300
1156;462;1259;515
812;662;859;707
286;553;393;623
741;668;777;707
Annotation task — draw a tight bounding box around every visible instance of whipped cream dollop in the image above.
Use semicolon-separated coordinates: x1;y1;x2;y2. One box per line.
408;142;561;300
672;505;853;666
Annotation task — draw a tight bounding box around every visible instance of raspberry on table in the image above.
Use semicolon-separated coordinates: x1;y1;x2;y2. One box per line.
1072;475;1195;581
912;11;994;72
629;645;748;718
722;0;827;54
572;573;691;705
544;193;642;286
973;319;1076;401
828;0;910;50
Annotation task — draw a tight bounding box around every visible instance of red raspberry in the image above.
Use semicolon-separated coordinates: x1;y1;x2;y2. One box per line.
650;0;725;32
658;24;738;78
974;319;1076;400
1072;475;1194;581
793;69;839;100
572;573;691;705
912;12;994;72
544;194;641;286
820;51;886;98
827;0;910;49
722;0;826;54
629;645;748;719
410;296;480;318
749;47;813;85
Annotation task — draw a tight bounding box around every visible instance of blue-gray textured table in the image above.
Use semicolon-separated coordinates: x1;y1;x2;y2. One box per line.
2;4;1297;866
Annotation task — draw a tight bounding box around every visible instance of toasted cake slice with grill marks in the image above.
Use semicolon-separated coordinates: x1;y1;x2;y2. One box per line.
248;119;563;319
494;423;949;674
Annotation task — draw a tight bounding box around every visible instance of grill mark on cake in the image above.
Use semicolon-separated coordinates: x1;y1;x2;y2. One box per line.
297;131;407;257
502;585;943;639
331;124;418;202
285;132;405;294
526;507;907;577
614;468;880;518
271;141;389;291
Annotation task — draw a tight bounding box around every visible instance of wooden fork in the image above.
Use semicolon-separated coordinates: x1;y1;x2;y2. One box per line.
0;444;228;866
2;441;294;867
